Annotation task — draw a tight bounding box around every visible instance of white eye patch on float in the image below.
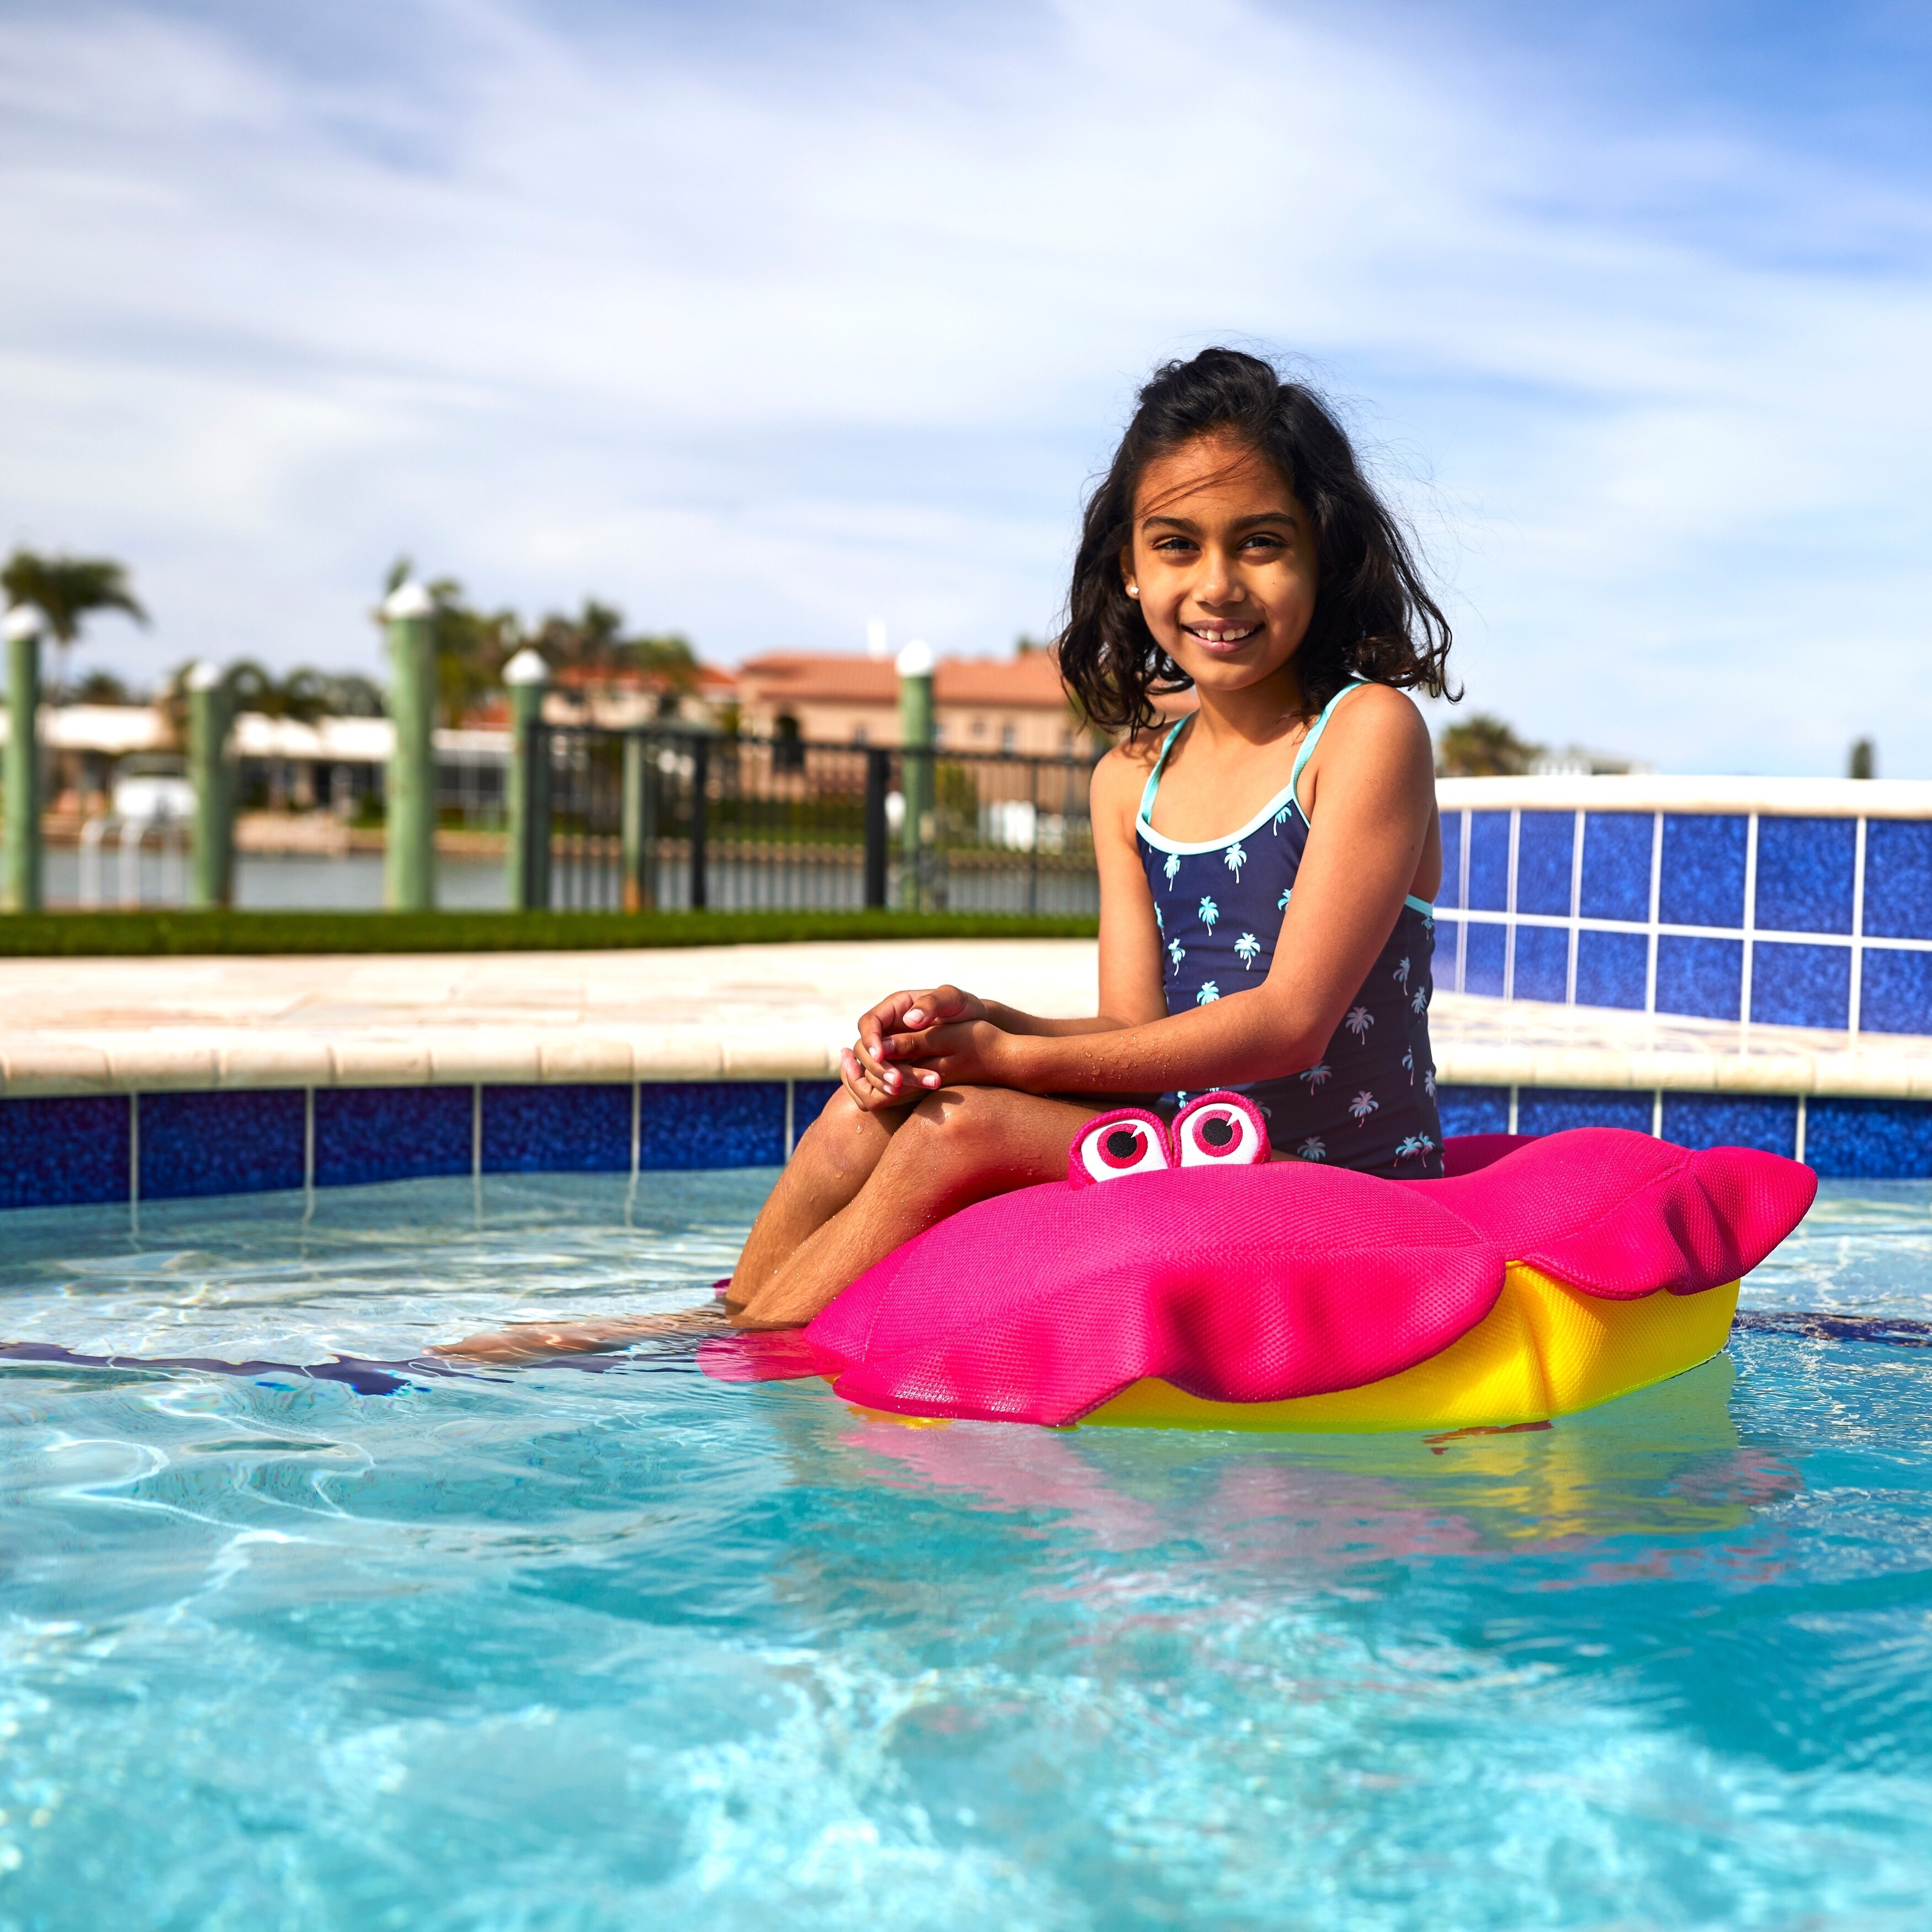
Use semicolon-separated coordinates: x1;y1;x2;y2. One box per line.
1171;1092;1271;1168
1068;1108;1171;1187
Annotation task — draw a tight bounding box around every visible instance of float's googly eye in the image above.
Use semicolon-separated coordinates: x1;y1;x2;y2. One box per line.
1173;1092;1270;1168
1069;1109;1172;1187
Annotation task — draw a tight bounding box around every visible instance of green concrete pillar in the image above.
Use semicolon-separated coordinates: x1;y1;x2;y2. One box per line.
503;646;551;912
896;639;935;911
3;604;44;913
382;581;437;912
187;660;235;909
620;730;656;912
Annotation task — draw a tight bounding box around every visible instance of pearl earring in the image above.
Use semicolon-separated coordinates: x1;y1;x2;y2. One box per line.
1126;585;1139;598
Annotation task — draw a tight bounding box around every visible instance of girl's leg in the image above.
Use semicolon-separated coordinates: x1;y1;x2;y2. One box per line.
731;1084;1105;1330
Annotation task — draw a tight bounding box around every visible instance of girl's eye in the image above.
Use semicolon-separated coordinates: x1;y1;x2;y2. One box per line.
1172;1093;1270;1167
1069;1110;1172;1186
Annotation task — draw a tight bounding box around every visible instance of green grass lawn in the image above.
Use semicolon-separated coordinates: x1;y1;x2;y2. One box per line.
0;909;1099;957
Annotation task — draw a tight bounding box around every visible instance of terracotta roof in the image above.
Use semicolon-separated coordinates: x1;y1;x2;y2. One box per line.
737;651;1072;711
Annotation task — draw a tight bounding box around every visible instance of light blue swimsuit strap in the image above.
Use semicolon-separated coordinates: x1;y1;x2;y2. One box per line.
1137;715;1192;822
1292;680;1434;918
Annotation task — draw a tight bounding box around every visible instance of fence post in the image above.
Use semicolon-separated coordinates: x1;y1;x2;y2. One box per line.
862;747;890;908
622;731;657;912
895;640;933;911
503;646;550;911
187;660;235;908
688;734;709;910
2;604;43;913
381;580;437;911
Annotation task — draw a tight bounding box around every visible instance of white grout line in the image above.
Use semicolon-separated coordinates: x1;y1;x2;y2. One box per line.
1507;1084;1519;1134
1645;811;1664;1015
303;1087;316;1222
630;1080;642;1179
1740;812;1759;1028
1652;1089;1664;1138
471;1082;483;1181
1503;809;1520;1001
784;1079;797;1160
1456;806;1471;994
1849;817;1867;1037
1567;808;1585;1005
1795;1092;1808;1164
128;1090;141;1239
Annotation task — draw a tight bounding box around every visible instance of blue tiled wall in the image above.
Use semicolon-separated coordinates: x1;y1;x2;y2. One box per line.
1659;1094;1798;1158
483;1084;630;1173
1805;1097;1932;1180
639;1080;788;1169
1435;1085;1510;1136
1439;803;1932;1038
141;1090;305;1201
315;1086;473;1187
0;1095;129;1209
1516;1087;1654;1137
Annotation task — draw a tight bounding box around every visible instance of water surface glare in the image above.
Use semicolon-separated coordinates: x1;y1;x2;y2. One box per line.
0;1174;1929;1929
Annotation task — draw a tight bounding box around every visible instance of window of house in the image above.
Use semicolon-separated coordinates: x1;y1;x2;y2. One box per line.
1001;724;1017;753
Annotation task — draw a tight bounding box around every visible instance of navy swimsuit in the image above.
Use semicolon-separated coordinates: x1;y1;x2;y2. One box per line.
1135;681;1445;1177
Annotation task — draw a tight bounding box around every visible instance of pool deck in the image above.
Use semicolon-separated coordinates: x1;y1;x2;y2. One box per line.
1;940;1927;1101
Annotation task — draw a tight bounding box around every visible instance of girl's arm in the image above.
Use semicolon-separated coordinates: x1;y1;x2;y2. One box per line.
892;688;1436;1098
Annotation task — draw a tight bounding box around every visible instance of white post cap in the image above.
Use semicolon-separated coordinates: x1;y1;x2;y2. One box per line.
186;659;225;692
895;639;934;678
866;618;889;661
503;647;550;686
380;580;435;622
2;604;45;643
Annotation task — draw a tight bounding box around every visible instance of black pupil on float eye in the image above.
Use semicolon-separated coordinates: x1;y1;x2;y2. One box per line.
1203;1117;1235;1148
1106;1129;1140;1160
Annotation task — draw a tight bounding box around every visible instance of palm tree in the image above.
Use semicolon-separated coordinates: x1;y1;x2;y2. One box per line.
0;550;147;700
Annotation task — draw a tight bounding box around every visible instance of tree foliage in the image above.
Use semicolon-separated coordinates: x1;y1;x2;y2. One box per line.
1437;713;1543;777
2;548;148;698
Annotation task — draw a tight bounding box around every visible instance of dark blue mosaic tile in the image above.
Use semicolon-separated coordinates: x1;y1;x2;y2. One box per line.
1659;1093;1798;1158
1436;1085;1509;1136
1512;922;1571;1002
315;1086;473;1188
1864;820;1932;941
1749;941;1850;1031
640;1081;787;1169
0;1095;129;1210
1660;814;1747;929
1515;811;1575;917
140;1090;305;1201
1467;812;1511;912
1574;928;1649;1011
1517;1087;1654;1137
1655;935;1742;1021
1464;920;1506;997
483;1084;631;1174
1579;813;1653;923
1434;918;1461;977
1805;1096;1932;1180
1859;947;1932;1037
1754;816;1854;936
793;1081;843;1139
1439;811;1463;910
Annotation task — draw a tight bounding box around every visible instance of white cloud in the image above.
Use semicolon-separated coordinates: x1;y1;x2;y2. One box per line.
0;0;1929;772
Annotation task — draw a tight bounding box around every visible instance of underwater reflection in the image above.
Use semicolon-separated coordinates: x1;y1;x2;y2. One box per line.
834;1357;1802;1569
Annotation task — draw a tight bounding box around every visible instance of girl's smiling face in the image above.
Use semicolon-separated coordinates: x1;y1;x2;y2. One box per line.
1123;432;1318;702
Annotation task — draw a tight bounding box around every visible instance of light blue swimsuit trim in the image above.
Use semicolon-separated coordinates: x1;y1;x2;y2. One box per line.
1135;681;1434;916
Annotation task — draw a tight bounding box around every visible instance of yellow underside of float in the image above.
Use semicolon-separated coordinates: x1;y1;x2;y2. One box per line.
1080;1266;1740;1433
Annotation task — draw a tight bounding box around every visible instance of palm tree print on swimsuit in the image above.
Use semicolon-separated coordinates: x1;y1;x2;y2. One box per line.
1393;1133;1437;1163
1163;852;1181;889
1298;1062;1331;1089
1344;1005;1374;1042
1349;1090;1379;1124
1277;887;1292;911
1393;956;1410;989
1296;1136;1328;1161
1198;896;1219;929
1167;938;1186;974
1234;932;1261;969
1224;840;1248;882
1196;981;1220;1005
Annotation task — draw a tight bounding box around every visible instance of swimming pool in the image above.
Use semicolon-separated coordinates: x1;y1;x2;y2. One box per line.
1;1172;1927;1929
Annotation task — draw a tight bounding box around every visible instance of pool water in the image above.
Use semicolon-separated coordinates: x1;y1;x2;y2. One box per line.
0;1174;1928;1930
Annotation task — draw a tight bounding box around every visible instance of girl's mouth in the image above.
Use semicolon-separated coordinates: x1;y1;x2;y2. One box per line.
1183;623;1262;651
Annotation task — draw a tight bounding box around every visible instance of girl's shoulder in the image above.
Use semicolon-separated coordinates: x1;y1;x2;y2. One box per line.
1300;683;1435;814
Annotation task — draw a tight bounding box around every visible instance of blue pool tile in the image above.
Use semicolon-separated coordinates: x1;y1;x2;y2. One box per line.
483;1084;631;1173
1517;1087;1654;1137
1660;1093;1798;1158
1467;812;1511;912
1859;947;1932;1037
1436;1086;1509;1136
1805;1097;1932;1180
1659;814;1747;929
1434;918;1461;976
140;1090;305;1201
0;1095;130;1210
1579;813;1653;923
315;1086;473;1187
639;1082;787;1169
1440;812;1464;909
1864;821;1932;940
1574;928;1649;1011
1511;923;1571;1002
1750;941;1850;1031
1515;811;1575;918
1655;935;1742;1021
1464;921;1506;996
1754;816;1855;936
793;1080;842;1137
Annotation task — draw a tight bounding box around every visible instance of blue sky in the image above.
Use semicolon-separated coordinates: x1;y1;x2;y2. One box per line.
2;0;1929;773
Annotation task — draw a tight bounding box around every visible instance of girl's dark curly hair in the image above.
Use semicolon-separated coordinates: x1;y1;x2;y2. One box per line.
1058;348;1455;735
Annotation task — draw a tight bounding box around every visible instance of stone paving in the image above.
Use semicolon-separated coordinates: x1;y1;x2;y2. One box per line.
0;940;1926;1099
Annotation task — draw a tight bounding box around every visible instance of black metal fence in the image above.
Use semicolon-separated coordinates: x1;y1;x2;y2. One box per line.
530;726;1101;915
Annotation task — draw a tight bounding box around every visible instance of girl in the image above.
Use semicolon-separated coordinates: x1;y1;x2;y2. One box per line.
441;347;1453;1362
